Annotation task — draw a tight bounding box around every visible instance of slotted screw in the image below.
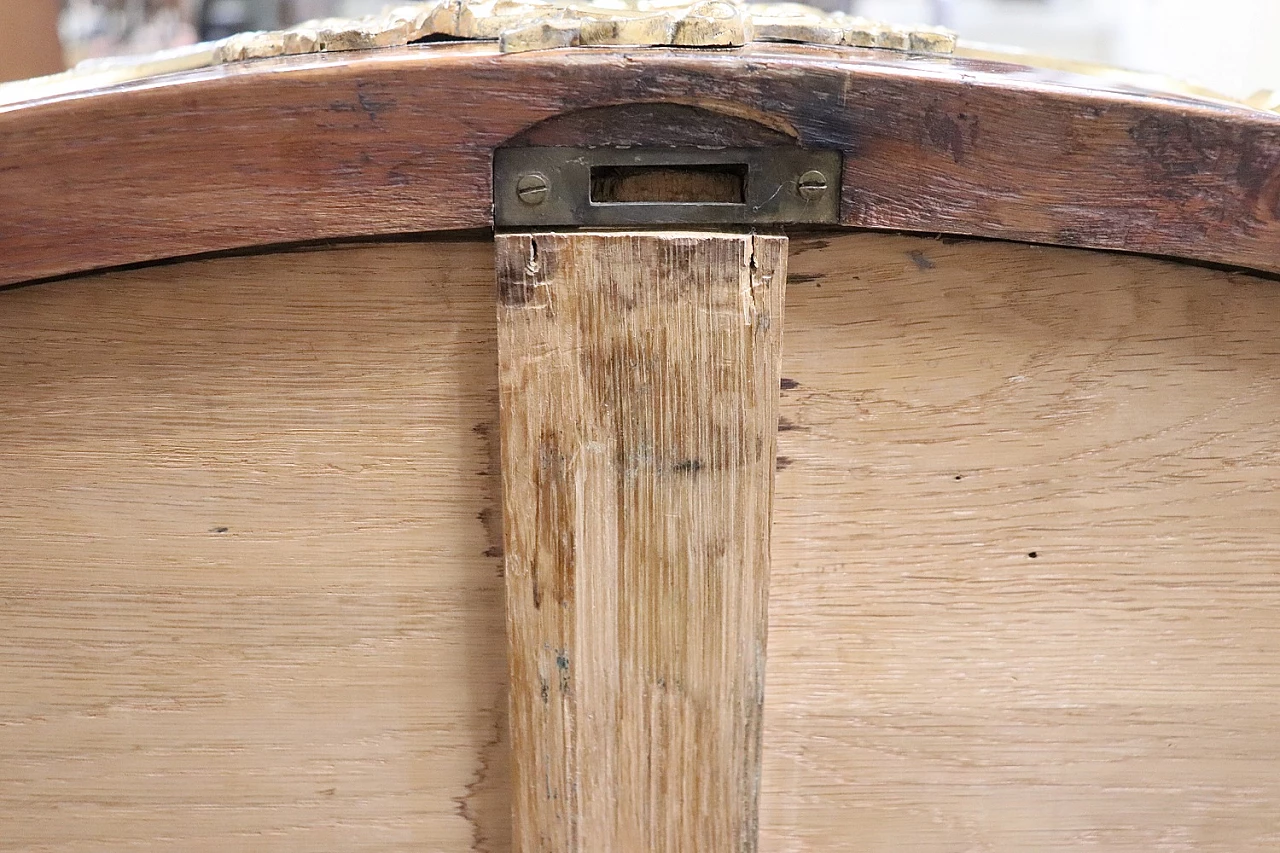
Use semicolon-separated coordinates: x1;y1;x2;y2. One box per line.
516;173;550;205
797;170;828;201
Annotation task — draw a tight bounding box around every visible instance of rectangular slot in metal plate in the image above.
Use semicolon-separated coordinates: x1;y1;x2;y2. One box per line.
590;163;748;204
493;146;840;227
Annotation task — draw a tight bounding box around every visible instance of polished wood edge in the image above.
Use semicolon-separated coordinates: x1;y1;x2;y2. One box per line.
0;41;1276;286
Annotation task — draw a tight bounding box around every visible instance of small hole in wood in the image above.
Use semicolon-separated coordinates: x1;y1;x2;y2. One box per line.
1028;551;1038;558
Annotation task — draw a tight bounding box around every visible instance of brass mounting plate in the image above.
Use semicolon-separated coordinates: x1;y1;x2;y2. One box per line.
493;146;841;228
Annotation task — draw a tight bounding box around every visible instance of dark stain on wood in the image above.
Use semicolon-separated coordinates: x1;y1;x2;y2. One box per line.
506;102;797;148
925;108;969;164
529;432;578;612
355;82;396;123
1237;130;1280;223
907;250;935;270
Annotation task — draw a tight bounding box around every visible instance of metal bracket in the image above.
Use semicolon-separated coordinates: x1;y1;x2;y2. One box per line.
493;146;841;228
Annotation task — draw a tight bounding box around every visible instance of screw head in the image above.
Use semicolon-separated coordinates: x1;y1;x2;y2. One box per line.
797;169;828;202
516;173;550;205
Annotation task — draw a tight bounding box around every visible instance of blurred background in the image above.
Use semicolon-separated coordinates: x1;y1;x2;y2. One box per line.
1;0;1276;100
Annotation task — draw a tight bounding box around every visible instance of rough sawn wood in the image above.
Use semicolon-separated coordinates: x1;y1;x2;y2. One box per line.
496;231;786;853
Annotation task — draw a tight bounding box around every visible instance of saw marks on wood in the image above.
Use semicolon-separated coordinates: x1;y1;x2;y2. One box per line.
496;231;786;853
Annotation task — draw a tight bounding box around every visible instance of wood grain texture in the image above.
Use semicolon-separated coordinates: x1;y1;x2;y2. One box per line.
763;232;1280;852
2;232;1280;851
0;42;1277;287
0;241;511;852
496;231;785;853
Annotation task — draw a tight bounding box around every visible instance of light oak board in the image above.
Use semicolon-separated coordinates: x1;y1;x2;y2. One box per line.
0;232;1278;850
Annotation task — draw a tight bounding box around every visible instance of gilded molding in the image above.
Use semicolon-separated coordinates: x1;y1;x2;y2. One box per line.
0;1;956;105
210;0;956;59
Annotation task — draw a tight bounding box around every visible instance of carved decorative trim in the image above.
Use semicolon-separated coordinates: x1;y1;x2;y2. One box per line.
1247;89;1280;113
0;1;953;106
211;1;956;60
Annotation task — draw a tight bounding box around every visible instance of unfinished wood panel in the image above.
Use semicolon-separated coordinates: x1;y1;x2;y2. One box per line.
0;232;1278;852
496;232;786;853
762;233;1280;853
0;242;510;852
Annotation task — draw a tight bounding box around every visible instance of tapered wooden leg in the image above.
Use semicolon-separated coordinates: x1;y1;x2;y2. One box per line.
496;231;786;853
